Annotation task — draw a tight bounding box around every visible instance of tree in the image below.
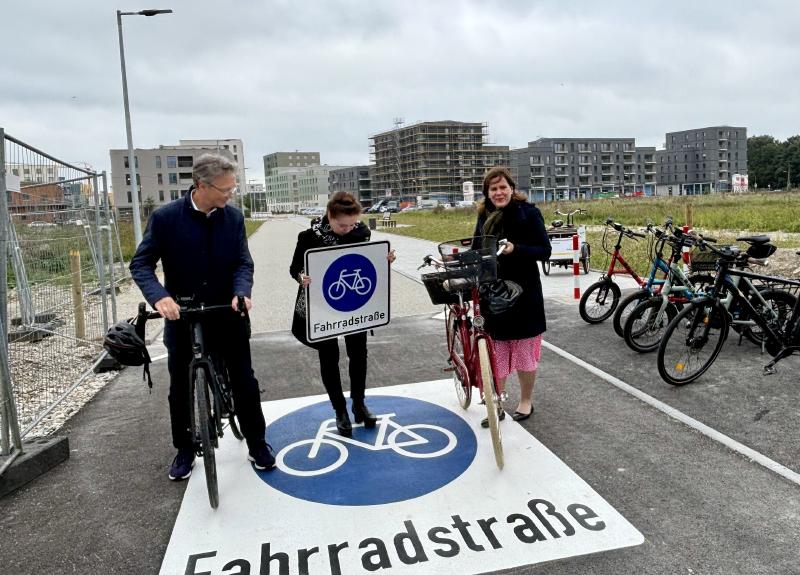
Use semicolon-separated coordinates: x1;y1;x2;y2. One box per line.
748;135;784;189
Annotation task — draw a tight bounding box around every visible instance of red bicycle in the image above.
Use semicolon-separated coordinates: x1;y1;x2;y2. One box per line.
579;218;647;324
420;236;507;469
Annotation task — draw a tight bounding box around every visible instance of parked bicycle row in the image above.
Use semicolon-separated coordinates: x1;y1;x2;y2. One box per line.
578;216;800;385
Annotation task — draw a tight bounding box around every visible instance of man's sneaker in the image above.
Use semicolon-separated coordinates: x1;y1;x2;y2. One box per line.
168;447;195;481
247;443;276;470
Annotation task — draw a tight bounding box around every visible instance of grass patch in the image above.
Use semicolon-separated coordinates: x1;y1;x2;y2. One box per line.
374;193;800;275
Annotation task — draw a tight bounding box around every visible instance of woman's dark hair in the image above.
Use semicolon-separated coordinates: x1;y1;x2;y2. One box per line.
327;191;363;218
479;167;528;214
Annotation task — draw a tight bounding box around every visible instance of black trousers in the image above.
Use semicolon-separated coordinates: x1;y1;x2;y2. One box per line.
316;331;368;412
164;316;266;452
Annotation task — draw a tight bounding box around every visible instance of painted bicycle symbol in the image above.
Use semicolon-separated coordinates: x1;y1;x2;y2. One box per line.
326;268;373;300
275;412;457;477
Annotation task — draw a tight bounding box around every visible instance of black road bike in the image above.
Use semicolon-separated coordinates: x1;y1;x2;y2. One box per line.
138;297;248;508
657;238;800;385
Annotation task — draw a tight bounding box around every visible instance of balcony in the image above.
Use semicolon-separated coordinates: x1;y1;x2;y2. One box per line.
530;158;544;167
579;157;592;165
601;156;614;165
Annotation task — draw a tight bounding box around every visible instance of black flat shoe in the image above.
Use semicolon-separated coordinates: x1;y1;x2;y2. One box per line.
352;401;377;428
481;409;506;428
511;407;534;422
335;410;352;437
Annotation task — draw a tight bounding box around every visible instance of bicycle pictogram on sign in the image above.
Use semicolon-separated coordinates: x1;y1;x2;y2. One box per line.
322;253;377;312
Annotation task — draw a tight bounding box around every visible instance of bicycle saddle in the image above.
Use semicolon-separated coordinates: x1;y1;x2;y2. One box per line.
736;234;770;244
550;220;564;228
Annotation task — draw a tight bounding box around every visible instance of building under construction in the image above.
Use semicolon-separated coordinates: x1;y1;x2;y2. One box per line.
370;120;507;204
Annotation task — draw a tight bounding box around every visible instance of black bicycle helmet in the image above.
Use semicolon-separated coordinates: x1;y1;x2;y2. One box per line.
479;280;523;316
104;320;153;389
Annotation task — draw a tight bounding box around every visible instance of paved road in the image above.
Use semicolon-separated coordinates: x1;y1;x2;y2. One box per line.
1;217;798;574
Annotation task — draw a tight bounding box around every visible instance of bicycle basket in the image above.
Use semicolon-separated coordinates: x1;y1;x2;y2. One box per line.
422;236;499;305
690;248;717;272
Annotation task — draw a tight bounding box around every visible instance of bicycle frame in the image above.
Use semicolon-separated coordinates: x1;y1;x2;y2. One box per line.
602;227;645;286
447;287;502;399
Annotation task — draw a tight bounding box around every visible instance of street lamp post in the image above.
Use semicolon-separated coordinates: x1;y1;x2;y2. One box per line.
116;9;172;245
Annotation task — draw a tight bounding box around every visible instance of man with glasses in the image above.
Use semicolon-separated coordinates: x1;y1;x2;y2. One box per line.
130;152;275;481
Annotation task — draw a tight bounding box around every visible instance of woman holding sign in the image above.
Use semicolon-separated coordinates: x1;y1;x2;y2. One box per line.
474;167;551;425
290;192;396;437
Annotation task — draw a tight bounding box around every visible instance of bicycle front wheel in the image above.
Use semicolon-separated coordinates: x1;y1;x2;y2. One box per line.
579;280;621;324
194;368;219;508
478;338;503;470
623;298;678;353
657;301;729;386
613;289;650;338
446;309;471;409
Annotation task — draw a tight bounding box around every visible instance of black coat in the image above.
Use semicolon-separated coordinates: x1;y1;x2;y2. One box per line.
474;200;551;340
130;189;254;307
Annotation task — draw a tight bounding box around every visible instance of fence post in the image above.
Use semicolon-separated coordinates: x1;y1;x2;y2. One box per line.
70;250;86;341
572;234;581;299
101;172;117;323
0;127;24;459
92;174;109;332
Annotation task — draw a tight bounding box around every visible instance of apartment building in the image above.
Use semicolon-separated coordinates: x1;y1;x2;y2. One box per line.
370;121;507;205
265;164;344;212
263;151;320;173
655;126;747;195
511;138;656;201
109;138;246;216
328;165;375;207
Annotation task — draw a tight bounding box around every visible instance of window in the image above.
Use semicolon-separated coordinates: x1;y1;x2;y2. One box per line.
169;173;178;185
123;156;139;169
177;156;193;168
157;174;163;185
167;156;177;168
171;190;179;200
179;172;193;181
158;190;164;201
124;174;141;185
155;156;162;169
127;191;131;203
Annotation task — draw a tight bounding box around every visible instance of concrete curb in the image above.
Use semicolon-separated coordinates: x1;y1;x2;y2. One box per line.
0;436;69;498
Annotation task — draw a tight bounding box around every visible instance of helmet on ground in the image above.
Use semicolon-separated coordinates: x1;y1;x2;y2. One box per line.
103;320;150;366
479;280;522;316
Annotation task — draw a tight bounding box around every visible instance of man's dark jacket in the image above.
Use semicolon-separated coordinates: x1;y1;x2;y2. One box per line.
129;190;254;307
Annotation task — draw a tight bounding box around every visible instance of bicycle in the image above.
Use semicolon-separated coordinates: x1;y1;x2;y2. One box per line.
136;297;248;508
578;218;647;324
327;268;373;300
275;412;456;477
622;228;715;353
656;237;800;385
419;236;508;469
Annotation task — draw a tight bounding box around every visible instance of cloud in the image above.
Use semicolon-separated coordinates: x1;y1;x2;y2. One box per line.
1;0;798;180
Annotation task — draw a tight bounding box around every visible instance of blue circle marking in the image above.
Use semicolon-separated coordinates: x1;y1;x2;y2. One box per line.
322;253;377;312
256;396;477;505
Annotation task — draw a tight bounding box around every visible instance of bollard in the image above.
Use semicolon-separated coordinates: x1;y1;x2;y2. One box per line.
69;250;86;341
682;224;691;273
572;234;580;299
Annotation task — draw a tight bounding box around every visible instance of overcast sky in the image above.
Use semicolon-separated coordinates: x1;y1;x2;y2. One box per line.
2;0;798;182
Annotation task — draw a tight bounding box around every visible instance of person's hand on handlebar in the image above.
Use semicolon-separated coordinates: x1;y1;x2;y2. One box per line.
231;295;252;315
498;239;514;255
154;296;181;321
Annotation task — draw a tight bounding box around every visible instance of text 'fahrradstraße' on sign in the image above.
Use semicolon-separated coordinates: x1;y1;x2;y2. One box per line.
183;497;607;575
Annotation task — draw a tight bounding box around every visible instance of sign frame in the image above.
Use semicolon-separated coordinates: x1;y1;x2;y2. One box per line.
304;240;391;343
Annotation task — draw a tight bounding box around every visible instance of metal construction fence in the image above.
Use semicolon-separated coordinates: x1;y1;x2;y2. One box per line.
0;129;129;468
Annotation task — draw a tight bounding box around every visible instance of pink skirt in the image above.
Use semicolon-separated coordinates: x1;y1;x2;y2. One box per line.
491;335;543;380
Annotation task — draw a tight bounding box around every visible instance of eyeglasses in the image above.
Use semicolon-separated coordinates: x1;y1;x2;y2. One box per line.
204;181;238;196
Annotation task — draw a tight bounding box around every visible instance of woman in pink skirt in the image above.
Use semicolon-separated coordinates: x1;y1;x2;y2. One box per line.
474;167;551;424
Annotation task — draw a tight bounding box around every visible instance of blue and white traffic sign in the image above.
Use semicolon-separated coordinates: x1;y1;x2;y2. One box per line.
305;241;391;342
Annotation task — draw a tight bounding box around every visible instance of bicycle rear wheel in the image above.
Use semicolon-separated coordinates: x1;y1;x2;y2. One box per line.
623;297;678;353
579;280;621;324
446;309;471;409
477;338;503;470
657;301;729;386
193;369;219;508
741;289;797;346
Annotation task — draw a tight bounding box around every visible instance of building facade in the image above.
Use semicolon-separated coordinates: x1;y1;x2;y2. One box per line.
263;151;320;173
109;138;246;217
369;121;507;205
328;165;375;207
655;126;747;195
510;138;656;201
265;165;343;212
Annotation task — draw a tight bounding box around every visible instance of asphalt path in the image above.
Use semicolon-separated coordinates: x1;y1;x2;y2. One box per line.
1;217;798;574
